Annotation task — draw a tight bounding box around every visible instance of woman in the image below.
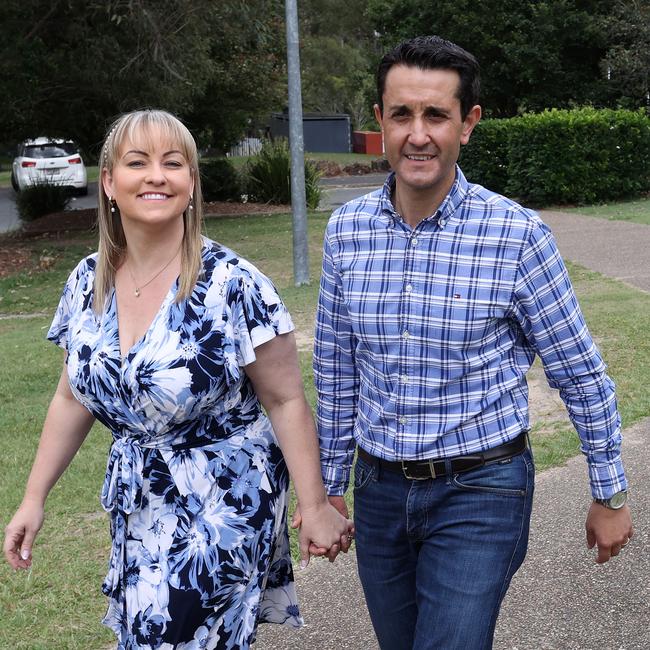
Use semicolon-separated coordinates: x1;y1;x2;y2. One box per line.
3;109;352;649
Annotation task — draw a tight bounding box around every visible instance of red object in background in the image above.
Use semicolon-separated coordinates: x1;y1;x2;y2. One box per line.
352;131;383;155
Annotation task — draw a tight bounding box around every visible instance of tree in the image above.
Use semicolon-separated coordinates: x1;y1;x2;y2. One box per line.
299;0;378;128
366;0;615;116
602;0;650;109
0;1;286;155
185;0;287;152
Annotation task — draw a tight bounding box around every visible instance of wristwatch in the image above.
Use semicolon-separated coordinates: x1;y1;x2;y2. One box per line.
594;490;628;510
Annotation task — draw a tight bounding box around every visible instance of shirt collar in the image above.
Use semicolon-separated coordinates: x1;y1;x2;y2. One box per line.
378;165;469;230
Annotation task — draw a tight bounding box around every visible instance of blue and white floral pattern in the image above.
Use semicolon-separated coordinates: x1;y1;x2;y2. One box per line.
48;238;303;649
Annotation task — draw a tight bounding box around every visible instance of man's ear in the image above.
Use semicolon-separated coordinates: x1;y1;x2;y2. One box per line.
460;105;482;145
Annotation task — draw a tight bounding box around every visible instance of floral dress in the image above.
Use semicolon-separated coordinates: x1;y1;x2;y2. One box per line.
47;238;303;649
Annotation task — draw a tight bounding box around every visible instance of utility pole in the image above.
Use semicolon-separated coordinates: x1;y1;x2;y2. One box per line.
285;0;309;285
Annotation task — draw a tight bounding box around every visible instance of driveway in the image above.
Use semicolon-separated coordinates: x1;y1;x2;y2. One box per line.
0;183;98;234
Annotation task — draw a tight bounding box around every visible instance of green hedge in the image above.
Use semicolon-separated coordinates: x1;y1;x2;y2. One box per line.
459;118;511;196
460;108;650;206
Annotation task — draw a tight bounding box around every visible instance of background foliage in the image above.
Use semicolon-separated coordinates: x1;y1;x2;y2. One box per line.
0;1;649;175
0;0;285;156
461;108;650;205
246;139;322;209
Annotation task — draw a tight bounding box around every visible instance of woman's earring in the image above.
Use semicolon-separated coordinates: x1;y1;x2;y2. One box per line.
109;196;117;213
188;197;194;213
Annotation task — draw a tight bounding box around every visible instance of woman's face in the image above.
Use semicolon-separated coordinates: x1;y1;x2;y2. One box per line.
102;125;194;229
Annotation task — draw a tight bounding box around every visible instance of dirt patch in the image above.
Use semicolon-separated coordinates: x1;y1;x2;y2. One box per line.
0;202;290;277
0;246;33;278
12;202;290;238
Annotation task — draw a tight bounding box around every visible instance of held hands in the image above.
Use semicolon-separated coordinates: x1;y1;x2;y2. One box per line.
586;503;633;564
3;499;45;570
291;496;354;567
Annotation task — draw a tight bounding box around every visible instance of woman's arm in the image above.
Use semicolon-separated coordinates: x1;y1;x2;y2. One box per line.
244;332;352;565
3;363;96;570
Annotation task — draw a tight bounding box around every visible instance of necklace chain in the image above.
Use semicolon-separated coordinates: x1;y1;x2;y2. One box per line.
125;245;182;298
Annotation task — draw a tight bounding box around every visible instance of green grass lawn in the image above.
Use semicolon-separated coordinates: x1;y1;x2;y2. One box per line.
556;197;650;225
1;211;649;648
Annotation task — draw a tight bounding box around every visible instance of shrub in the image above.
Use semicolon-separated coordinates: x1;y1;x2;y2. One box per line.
460;108;650;206
245;139;321;209
16;182;72;222
506;108;650;205
200;158;241;202
459;119;510;195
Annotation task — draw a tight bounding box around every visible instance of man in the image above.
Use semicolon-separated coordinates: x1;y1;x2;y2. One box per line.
313;35;633;649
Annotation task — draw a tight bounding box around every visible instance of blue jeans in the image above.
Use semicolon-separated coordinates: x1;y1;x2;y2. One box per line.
353;447;535;650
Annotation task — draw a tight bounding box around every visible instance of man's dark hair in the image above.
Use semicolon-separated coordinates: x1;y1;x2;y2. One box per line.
376;35;480;120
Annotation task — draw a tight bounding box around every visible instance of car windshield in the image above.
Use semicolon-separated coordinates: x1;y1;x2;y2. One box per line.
24;143;77;158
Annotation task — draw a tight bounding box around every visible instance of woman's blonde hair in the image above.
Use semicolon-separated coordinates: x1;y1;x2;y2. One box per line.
94;109;204;312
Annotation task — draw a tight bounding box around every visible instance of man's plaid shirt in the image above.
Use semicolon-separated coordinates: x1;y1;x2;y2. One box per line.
314;167;626;499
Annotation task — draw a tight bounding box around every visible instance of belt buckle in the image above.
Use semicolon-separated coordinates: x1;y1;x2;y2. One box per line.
401;460;437;480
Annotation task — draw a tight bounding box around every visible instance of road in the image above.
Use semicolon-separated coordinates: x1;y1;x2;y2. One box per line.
0;183;98;234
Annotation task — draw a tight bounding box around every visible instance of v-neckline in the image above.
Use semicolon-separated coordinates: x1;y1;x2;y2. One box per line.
112;282;177;362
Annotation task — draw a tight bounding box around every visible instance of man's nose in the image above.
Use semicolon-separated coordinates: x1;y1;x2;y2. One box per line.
408;118;429;147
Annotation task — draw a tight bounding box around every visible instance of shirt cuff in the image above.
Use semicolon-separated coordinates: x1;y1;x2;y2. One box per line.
587;454;628;500
321;462;352;497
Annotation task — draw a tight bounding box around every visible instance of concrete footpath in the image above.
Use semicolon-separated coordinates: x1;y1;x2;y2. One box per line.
256;211;650;650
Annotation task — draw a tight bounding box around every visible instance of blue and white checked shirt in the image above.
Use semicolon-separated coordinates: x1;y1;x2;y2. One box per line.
314;167;626;499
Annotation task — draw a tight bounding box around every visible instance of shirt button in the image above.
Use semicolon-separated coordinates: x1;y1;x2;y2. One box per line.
399;416;408;425
400;374;409;383
411;237;418;247
405;283;413;293
402;330;410;339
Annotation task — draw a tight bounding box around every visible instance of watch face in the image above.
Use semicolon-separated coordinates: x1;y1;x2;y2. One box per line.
609;491;627;509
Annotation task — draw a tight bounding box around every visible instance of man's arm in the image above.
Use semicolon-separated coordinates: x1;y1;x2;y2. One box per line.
512;221;633;562
313;229;360;496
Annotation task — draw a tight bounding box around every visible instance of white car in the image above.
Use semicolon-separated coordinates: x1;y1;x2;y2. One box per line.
11;137;88;195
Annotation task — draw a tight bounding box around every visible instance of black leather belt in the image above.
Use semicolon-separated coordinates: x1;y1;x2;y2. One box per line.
357;432;528;481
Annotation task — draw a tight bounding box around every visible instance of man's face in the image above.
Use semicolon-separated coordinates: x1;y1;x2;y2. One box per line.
375;64;480;206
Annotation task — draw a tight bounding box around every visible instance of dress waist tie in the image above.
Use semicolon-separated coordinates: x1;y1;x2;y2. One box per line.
100;436;149;597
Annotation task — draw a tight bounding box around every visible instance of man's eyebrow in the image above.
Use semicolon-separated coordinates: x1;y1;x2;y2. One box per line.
387;104;412;114
424;106;451;118
386;104;451;117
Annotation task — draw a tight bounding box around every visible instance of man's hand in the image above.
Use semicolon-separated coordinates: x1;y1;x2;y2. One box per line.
586;503;633;564
291;496;355;562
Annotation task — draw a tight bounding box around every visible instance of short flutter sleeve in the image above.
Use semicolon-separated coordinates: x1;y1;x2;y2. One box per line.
47;255;96;352
226;262;294;367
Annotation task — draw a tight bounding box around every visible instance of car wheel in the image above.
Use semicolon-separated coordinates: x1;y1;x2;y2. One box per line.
11;173;19;192
77;186;88;196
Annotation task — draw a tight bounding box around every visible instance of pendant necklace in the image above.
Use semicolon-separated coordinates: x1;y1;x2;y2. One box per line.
125;244;182;298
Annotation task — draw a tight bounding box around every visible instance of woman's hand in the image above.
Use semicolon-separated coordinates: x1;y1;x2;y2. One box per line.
3;499;45;570
292;500;354;567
